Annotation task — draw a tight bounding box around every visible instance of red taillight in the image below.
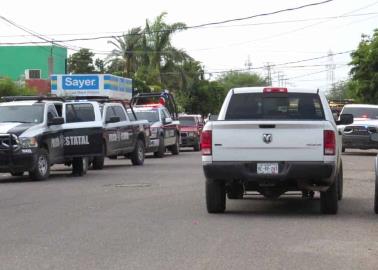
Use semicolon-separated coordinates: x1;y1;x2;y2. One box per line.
201;130;212;155
324;130;335;155
263;87;288;93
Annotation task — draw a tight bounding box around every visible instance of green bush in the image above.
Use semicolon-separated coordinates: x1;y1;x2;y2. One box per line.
0;78;36;98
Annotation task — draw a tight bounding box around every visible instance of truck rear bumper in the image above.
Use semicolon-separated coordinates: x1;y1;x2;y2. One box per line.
203;161;336;188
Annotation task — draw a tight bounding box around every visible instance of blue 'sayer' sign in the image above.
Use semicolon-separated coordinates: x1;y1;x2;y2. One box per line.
62;75;99;90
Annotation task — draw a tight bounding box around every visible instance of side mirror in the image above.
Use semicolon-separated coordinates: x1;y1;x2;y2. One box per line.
48;117;64;126
164;117;173;124
106;116;120;124
336;114;353;125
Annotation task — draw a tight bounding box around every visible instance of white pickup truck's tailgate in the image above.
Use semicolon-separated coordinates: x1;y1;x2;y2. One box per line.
212;121;325;162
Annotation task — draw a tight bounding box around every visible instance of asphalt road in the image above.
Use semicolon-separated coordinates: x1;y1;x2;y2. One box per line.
0;150;377;270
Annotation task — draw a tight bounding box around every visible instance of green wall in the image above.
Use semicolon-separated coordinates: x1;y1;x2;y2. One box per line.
0;46;67;80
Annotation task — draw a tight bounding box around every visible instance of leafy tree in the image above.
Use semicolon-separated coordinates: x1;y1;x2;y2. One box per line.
95;58;106;73
68;48;95;74
349;29;378;103
327;81;353;100
107;27;143;77
144;12;187;84
0;78;35;97
217;71;267;91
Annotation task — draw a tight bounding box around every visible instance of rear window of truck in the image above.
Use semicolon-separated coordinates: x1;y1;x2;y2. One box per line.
66;103;95;123
225;93;324;120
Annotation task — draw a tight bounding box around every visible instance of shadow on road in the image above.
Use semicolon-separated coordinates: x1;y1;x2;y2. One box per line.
343;151;377;156
221;195;377;219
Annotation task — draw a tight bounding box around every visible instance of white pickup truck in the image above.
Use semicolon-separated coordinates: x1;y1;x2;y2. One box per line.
201;87;353;214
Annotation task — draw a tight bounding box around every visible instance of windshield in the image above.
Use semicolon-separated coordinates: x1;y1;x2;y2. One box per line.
134;110;160;123
0;105;44;123
341;107;378;119
225;93;324;120
179;117;196;125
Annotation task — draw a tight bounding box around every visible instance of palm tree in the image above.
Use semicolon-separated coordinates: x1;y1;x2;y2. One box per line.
107;27;143;76
145;12;187;84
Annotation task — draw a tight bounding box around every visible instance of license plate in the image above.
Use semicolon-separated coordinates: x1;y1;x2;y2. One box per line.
257;163;279;175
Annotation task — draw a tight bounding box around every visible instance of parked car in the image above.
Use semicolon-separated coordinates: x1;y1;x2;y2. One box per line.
132;104;180;157
201;87;353;214
63;97;151;169
179;115;202;151
340;104;378;152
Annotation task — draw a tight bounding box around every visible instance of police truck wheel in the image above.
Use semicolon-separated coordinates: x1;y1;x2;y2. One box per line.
374;173;378;214
206;178;226;213
154;136;165;158
170;135;180;155
320;177;338;214
131;139;145;166
72;157;88;177
92;144;105;170
29;149;50;181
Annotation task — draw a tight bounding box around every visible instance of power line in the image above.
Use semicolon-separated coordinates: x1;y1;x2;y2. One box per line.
0;0;334;46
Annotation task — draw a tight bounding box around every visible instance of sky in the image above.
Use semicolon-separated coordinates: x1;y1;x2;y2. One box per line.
0;0;377;92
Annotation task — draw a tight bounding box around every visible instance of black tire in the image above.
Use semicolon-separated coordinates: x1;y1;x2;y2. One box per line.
11;172;24;177
29;148;50;181
374;173;378;214
131;139;145;166
170;135;180;155
108;155;118;160
320;178;338;214
154;136;165;158
206;178;226;213
193;140;200;152
72;157;88;177
338;162;343;201
92;144;105;170
342;146;346;153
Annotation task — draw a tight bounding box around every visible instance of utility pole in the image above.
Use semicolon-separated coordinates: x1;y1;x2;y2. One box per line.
245;55;252;71
48;40;54;76
326;50;336;94
265;62;273;85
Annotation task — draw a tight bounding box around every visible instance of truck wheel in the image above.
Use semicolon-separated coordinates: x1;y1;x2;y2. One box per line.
131;139;145;166
206;178;226;213
154;136;165;158
29;148;50;181
342;147;346;153
11;172;24;177
338;162;343;201
374;172;378;214
170;135;180;155
320;178;338;214
92;144;105;170
72;157;88;177
193;140;200;152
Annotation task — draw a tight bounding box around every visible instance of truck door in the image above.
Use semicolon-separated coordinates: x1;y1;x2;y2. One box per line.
112;105;134;152
103;105;121;154
45;105;64;163
62;102;103;158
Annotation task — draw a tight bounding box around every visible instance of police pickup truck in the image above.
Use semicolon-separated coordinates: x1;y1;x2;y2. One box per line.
202;87;353;214
0;96;103;180
63;97;150;169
